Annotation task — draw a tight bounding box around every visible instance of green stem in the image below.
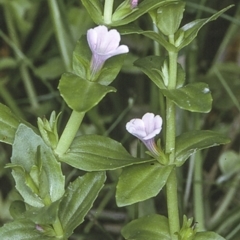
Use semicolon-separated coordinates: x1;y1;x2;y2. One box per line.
166;170;180;239
165;36;180;238
55;110;85;156
104;0;114;24
193;151;205;231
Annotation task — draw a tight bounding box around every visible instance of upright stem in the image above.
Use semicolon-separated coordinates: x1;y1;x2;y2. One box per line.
104;0;114;24
55;110;85;156
165;36;180;238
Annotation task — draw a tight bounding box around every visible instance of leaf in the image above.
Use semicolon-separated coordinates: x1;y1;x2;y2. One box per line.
80;0;103;25
9;201;26;220
59;172;106;238
0;103;23;144
59;134;152;171
24;200;61;225
155;1;185;35
112;0;178;27
121;214;171;240
72;37;91;80
0;219;56;240
134;55;185;89
176;5;233;50
217;150;240;183
118;24;176;52
175;130;230;166
194;231;225;240
10;124;65;207
161;82;212;113
116;162;174;207
58;72;116;112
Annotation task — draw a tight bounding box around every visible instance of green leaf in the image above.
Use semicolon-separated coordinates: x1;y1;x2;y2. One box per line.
176;5;233;50
59;172;106;238
118;24;176;52
24;200;61;225
194;231;225;240
217;150;240;183
175;130;230;166
155;1;185;36
0;103;23;144
121;214;171;240
161;82;212;113
116;162;174;207
10;124;65;207
80;0;103;25
134;56;185;89
112;0;178;27
0;219;56;240
9;201;26;220
72;37;91;80
58;72;116;112
59;134;152;171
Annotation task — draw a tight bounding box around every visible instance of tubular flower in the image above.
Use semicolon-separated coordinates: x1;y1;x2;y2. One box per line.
126;113;162;157
87;25;129;77
131;0;139;9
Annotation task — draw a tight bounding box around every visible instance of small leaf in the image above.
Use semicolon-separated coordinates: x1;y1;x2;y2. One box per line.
118;24;176;52
176;5;233;50
80;0;103;25
156;1;185;36
9;201;26;220
194;231;225;240
0;219;56;240
134;56;185;89
175;130;230;166
116;162;174;207
72;37;91;80
59;172;106;238
217;150;240;183
112;0;178;27
59;134;152;171
121;214;171;240
24;200;61;224
161;82;212;113
10;124;65;207
58;72;116;112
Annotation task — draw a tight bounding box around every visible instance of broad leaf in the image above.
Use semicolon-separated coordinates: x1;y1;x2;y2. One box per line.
9;201;26;220
0;103;24;144
118;24;176;52
58;73;116;112
176;5;233;50
121;214;171;240
9;124;65;207
59;172;106;238
80;0;103;25
59;134;152;171
116;162;174;207
161;82;212;113
155;1;185;36
112;0;178;27
0;219;56;240
195;231;225;240
24;200;61;225
175;130;230;166
134;55;185;89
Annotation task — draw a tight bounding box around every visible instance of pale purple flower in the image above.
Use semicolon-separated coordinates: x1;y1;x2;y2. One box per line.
126;113;162;156
87;25;129;77
131;0;139;9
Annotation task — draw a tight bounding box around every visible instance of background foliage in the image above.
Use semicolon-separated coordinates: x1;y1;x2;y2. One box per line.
0;0;240;239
